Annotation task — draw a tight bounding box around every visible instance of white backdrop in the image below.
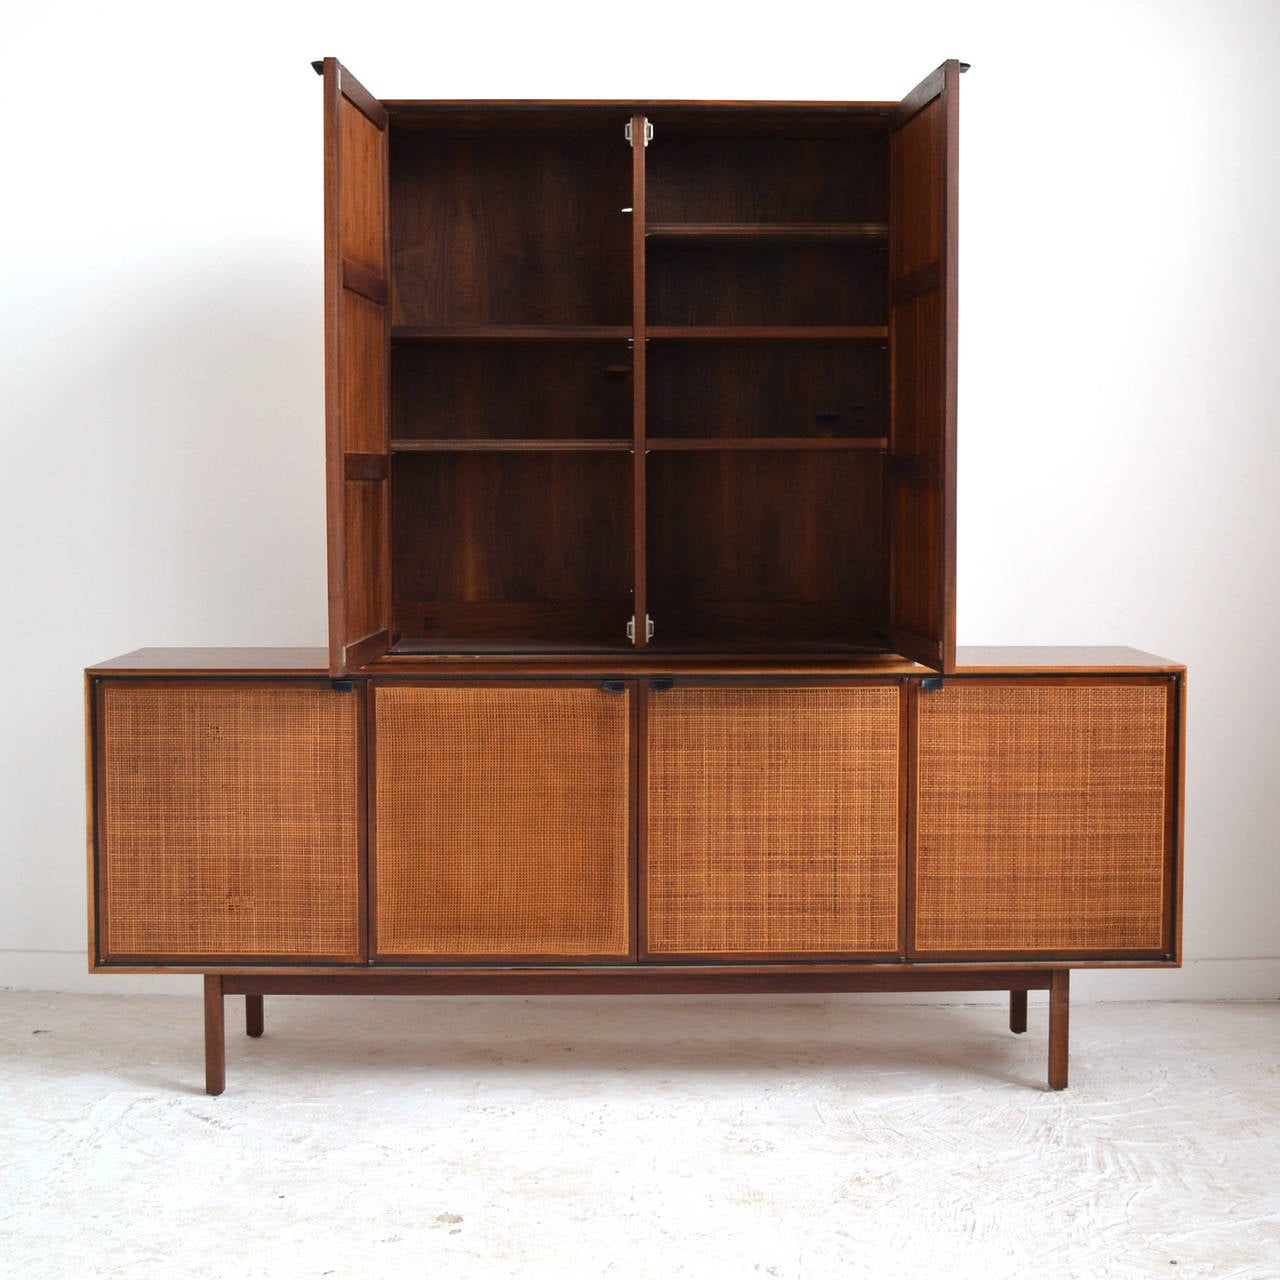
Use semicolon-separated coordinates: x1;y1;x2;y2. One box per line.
3;0;1277;998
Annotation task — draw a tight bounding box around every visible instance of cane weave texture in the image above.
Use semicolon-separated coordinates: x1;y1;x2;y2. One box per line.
646;687;900;955
100;684;361;960
375;686;631;957
914;682;1168;953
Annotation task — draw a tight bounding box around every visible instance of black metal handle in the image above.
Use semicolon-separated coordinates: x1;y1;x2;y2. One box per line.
601;680;627;694
650;678;675;692
921;677;944;692
331;679;356;693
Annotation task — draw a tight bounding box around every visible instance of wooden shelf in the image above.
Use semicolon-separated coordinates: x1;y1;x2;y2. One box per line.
647;437;887;451
647;221;888;243
392;438;632;452
391;325;632;343
390;638;635;656
646;326;888;342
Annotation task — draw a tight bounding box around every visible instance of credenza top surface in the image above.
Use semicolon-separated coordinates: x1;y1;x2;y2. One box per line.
86;646;1183;677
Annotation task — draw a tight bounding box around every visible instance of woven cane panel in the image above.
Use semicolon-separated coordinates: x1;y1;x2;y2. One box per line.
100;684;361;960
646;687;900;955
915;683;1168;953
375;686;631;957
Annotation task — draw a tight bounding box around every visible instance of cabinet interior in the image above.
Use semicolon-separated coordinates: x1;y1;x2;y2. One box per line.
375;104;916;657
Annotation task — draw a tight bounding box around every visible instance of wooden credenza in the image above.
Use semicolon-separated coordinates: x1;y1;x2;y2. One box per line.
86;646;1184;1093
87;63;1185;1091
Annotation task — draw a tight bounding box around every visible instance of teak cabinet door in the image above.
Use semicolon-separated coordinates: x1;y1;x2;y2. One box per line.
887;61;961;673
321;58;392;674
644;684;903;958
94;681;363;964
912;679;1178;958
373;683;633;961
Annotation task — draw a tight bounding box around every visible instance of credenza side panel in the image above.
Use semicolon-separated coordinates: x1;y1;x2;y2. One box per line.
94;679;364;965
911;676;1178;960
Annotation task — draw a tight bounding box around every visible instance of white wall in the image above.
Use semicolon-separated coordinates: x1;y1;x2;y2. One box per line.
3;0;1277;999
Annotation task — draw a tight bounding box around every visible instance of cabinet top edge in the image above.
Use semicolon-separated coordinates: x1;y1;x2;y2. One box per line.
381;101;900;136
381;100;898;112
86;646;1183;677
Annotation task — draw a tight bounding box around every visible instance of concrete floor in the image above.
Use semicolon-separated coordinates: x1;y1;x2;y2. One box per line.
1;993;1277;1279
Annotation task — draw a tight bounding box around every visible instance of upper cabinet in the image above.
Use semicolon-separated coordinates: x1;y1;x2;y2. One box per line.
317;61;963;673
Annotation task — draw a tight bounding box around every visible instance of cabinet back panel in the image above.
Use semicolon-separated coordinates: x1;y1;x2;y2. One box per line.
647;132;888;224
98;683;362;962
647;450;886;647
648;244;887;327
391;451;632;646
390;131;631;326
648;341;887;439
914;682;1172;954
392;341;632;441
374;684;631;958
645;685;900;955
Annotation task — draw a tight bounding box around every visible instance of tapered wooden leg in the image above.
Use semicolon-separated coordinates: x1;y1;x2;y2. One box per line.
1048;969;1070;1090
1009;989;1027;1035
204;975;226;1096
245;994;264;1038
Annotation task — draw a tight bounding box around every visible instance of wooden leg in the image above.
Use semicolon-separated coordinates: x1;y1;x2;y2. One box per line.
1048;969;1070;1090
245;994;264;1038
1009;989;1027;1035
204;975;226;1097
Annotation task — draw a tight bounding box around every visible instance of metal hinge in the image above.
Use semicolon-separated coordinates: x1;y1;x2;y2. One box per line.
626;614;655;644
624;120;654;148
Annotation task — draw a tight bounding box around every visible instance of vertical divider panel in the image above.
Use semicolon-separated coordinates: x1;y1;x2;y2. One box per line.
631;114;649;648
362;676;377;962
634;677;650;958
629;680;643;961
897;678;912;960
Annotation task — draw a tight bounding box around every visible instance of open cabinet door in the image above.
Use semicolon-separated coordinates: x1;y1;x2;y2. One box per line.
886;60;961;673
319;58;392;674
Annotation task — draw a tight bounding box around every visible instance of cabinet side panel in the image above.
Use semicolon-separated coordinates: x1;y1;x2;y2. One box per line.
374;685;632;958
99;683;362;962
646;686;900;956
887;64;958;671
914;681;1170;954
324;61;392;673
